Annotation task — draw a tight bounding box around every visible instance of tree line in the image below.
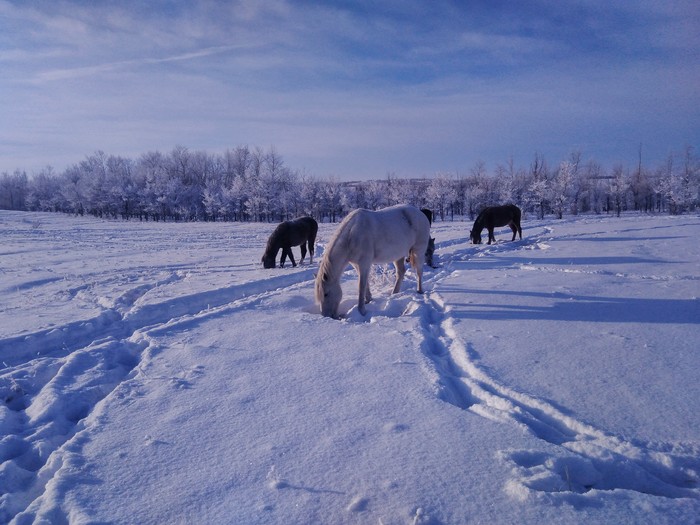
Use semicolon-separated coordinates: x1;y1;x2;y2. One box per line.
1;145;698;222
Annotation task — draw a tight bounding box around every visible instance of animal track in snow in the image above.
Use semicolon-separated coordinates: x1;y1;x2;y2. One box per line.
0;267;318;523
0;337;144;522
414;238;700;502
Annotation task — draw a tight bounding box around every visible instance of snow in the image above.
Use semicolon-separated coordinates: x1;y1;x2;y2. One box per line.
1;209;699;524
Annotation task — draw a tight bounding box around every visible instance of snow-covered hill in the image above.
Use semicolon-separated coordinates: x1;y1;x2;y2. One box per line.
1;210;698;524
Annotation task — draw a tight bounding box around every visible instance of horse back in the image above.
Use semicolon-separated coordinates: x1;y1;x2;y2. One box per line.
482;204;521;227
285;216;318;246
355;205;430;262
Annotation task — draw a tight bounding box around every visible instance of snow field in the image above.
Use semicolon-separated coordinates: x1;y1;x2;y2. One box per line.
0;210;698;524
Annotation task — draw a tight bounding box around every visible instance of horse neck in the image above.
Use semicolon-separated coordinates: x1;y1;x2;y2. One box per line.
321;221;355;283
264;234;281;257
325;241;350;282
473;215;485;233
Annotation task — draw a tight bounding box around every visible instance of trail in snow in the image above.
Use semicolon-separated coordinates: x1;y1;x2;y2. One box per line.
1;261;317;523
413;233;699;502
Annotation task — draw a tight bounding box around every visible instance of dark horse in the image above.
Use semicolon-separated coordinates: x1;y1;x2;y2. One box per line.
262;216;318;268
408;208;436;267
420;208;435;267
470;204;522;244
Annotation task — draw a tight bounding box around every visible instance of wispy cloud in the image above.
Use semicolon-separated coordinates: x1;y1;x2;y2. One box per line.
32;45;248;83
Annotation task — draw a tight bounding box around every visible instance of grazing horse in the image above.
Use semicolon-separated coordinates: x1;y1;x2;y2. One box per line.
470;204;522;244
315;204;431;318
420;208;435;267
262;216;318;268
407;208;435;267
425;237;436;267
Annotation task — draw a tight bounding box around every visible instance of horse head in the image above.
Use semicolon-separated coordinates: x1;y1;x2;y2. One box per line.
261;254;277;269
315;271;342;319
470;230;482;244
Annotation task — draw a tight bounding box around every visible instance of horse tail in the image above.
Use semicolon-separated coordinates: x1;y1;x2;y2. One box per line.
309;218;319;246
512;205;523;238
510;204;521;221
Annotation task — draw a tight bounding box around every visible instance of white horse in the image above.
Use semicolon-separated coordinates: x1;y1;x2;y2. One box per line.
315;204;431;318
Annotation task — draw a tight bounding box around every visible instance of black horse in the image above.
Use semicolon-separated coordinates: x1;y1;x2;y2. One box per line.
470;204;522;244
262;216;318;268
404;208;436;267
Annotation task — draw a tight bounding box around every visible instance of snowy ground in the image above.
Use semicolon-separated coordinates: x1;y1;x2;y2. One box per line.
1;210;699;525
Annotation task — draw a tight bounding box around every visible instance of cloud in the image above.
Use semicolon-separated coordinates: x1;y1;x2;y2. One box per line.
31;45;248;83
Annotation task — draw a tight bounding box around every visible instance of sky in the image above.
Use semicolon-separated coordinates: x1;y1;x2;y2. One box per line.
1;0;699;180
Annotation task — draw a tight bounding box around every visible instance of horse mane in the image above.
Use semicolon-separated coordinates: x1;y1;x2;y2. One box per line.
263;223;285;256
473;209;487;229
315;210;359;300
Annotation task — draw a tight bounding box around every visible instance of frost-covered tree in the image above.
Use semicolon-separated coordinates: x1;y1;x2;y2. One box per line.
0;170;28;210
104;155;139;219
136;151;170;220
26;167;64;212
11;142;697;221
551;161;574;219
681;145;700;211
364;180;388;211
426;172;456;221
79;151;110;217
525;153;549;219
608;165;629;217
565;151;585;215
471;161;503;210
494;160;517;206
384;173;409;206
60;164;89;215
656;146;700;214
320;178;344;222
202;181;225;221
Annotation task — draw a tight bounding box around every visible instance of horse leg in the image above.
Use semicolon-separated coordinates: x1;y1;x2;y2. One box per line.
279;247;287;267
355;263;371;316
509;222;517;241
308;240;314;264
487;227;495;244
392;257;406;294
409;249;424;293
299;243;307;265
281;247;295;267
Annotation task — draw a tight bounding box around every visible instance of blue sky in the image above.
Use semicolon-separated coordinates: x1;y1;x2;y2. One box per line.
1;0;698;179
